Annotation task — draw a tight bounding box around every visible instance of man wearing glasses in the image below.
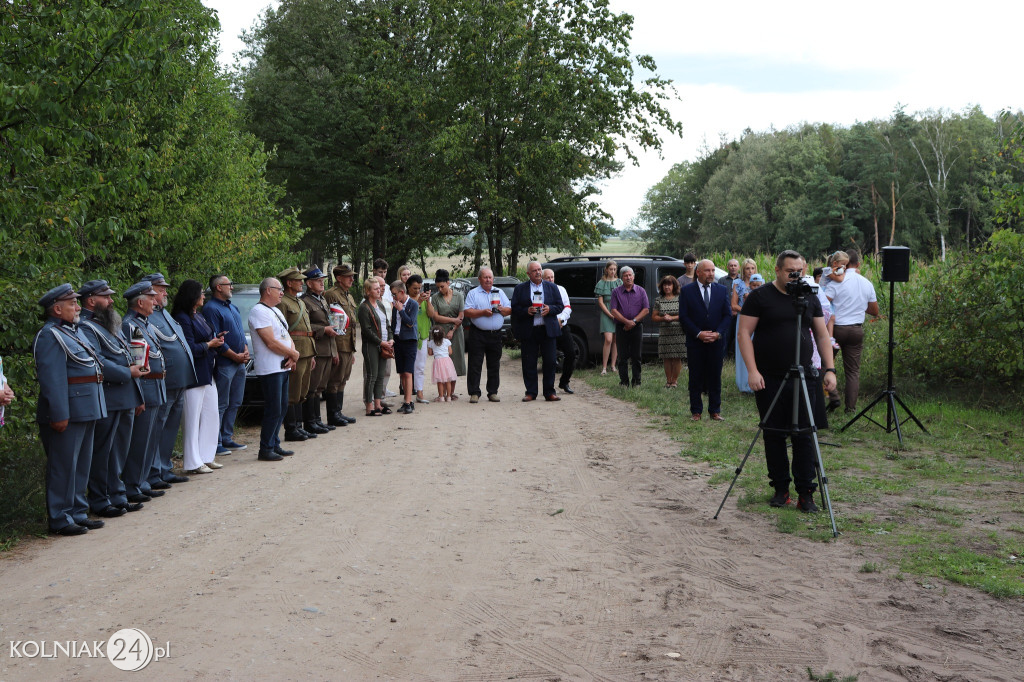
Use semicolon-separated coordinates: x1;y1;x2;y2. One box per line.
202;274;251;455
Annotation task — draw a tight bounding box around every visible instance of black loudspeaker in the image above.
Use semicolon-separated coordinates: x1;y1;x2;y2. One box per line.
881;246;910;283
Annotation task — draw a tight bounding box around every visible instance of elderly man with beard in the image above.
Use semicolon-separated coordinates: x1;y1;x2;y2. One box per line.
121;281;168;503
79;280;147;517
34;284;107;535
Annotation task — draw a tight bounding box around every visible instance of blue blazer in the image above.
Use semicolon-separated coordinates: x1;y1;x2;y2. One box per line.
395;299;420;341
33;318;107;423
510;280;564;340
679;281;733;345
174;310;217;387
79;309;143;412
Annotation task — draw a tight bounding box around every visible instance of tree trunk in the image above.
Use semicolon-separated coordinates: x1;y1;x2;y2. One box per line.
890;181;897;246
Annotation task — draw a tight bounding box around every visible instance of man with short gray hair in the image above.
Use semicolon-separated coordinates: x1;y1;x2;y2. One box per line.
609;266;649;387
463;266;511;402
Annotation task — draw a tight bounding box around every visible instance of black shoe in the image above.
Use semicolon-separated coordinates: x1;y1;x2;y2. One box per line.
317;419;336;431
258;449;283;461
150;480;172;490
143;489;165;497
769;489;791;508
274;445;294;456
327;412;349;426
304;422;329;435
126;493;151;504
559;384;574;394
826;399;841;413
398;403;411;414
50;524;88;536
797;493;820;513
165;474;190;484
78;518;105;530
96;505;127;518
284;429;308;442
338;413;356;424
120;502;145;512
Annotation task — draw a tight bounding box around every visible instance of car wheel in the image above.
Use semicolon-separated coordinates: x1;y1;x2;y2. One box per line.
570;331;589;369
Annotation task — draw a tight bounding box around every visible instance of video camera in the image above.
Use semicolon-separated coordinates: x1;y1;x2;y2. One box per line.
784;271;817;298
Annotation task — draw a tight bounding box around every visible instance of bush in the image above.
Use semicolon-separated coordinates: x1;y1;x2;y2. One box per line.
889;230;1024;397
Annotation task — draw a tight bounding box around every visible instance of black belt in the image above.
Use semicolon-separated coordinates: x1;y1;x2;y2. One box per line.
471;327;503;334
835;323;863;327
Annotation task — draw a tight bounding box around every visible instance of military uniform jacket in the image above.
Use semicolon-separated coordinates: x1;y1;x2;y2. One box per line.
79;309;144;412
33;318;107;423
277;293;315;358
122;310;167;407
324;285;357;354
149;306;198;390
301;292;340;359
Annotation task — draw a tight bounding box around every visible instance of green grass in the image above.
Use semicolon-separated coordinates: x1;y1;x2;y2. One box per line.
583;360;1024;599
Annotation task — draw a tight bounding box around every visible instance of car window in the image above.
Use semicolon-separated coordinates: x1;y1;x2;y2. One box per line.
558;266;599;298
657;265;688;285
230;289;261;323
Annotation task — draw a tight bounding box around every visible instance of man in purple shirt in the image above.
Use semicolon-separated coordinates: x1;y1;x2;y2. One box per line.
609;266;649;387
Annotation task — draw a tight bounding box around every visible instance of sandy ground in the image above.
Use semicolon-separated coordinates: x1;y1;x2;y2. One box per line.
1;352;1021;681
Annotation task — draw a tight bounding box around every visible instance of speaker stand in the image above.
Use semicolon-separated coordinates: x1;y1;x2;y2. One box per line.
840;280;927;445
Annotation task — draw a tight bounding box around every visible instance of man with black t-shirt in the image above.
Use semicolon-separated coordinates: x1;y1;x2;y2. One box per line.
737;250;837;513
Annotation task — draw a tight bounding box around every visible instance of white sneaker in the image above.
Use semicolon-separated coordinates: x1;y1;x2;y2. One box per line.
204;460;224;469
385;389;398;397
186;465;214;474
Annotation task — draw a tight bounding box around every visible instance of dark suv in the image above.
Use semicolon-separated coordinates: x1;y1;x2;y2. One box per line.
542;256;724;366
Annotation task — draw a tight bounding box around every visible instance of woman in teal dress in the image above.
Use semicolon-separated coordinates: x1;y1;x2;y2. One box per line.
594;260;622;375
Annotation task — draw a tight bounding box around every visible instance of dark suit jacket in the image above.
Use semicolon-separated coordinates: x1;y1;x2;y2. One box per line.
679;281;732;345
510;280;564;341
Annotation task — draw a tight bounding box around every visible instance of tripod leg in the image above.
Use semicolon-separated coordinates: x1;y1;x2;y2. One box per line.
714;374;789;520
840;390;886;432
893;393;929;434
713;428;764;520
798;370;839;537
888;393;904;446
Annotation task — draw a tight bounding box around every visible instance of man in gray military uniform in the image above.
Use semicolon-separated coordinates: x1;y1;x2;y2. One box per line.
121;281;167;503
79;280;147;516
34;284;107;535
144;273;197;490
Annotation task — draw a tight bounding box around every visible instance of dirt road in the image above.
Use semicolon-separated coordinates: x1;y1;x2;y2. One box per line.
1;354;1020;680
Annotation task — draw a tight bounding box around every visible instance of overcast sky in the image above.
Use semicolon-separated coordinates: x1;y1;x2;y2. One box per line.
205;0;1023;231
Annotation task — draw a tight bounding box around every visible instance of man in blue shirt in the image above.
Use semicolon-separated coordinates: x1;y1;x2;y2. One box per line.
463;267;511;403
202;274;251;454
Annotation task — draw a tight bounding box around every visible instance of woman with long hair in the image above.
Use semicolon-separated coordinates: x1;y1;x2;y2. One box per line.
594;260;622;375
171;279;225;474
358;277;393;416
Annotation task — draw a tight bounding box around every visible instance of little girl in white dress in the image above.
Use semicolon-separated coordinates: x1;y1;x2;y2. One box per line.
427;326;457;402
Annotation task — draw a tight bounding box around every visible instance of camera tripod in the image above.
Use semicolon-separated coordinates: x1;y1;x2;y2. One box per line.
840;279;927;445
713;293;839;538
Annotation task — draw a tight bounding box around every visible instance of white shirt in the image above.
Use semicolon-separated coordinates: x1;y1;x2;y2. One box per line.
555;284;571;325
825;270;876;325
530;282;545;326
428;338;451;358
248;302;292;375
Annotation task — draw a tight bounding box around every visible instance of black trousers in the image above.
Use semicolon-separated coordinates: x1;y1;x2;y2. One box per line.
520;325;557;398
723;313;738;358
466;326;504;397
687;340;724;415
755;372;825;494
615;323;643;385
557;326;575;387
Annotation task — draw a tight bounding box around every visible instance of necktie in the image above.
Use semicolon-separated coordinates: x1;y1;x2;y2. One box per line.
703;284;710;309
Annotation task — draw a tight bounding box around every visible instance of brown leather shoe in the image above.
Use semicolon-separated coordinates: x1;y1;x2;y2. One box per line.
522;395;536;402
544;394;561;402
710;413;725;421
691;414;701;421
